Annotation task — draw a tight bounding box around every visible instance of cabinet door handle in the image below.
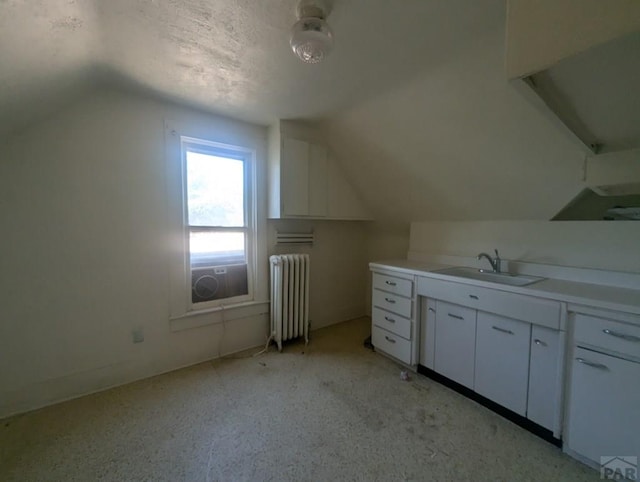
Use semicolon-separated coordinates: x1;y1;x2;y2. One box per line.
385;280;397;286
384;316;396;323
384;336;396;344
534;339;547;347
448;313;463;320
492;326;514;335
469;295;479;300
428;307;436;313
384;297;396;304
576;358;608;371
602;329;640;343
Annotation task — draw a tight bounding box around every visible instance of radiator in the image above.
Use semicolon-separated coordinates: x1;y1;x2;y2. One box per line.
269;254;310;351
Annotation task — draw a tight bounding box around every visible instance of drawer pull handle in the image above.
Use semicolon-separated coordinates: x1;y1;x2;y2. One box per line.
384;297;396;304
602;329;640;343
576;357;608;371
469;295;479;300
384;316;396;323
534;339;547;347
428;307;436;313
384;336;396;344
448;313;464;320
385;281;397;286
492;326;514;335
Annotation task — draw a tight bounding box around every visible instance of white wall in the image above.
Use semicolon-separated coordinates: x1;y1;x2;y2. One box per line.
409;221;640;274
506;0;640;78
364;224;411;315
0;86;370;418
268;220;369;329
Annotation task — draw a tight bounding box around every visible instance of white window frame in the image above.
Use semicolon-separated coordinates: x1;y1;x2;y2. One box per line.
180;136;257;311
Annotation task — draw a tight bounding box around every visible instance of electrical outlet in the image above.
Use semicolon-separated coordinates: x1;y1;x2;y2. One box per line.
132;328;144;344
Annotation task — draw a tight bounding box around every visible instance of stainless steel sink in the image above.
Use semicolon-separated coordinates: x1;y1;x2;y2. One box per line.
434;267;545;287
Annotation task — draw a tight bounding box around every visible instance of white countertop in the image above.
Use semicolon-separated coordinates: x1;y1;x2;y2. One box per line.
370;259;640;318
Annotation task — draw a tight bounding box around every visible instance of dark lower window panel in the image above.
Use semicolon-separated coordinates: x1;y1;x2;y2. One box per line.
417;365;562;448
191;264;248;303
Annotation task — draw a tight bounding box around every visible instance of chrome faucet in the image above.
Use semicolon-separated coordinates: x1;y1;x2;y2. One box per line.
477;249;501;273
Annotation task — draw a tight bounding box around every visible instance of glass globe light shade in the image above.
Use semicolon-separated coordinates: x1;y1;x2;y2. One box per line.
290;16;333;64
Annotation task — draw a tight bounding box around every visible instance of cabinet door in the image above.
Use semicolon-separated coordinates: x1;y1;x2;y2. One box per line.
434;301;477;389
281;138;309;216
420;298;437;369
475;312;531;415
567;347;640;464
527;326;562;432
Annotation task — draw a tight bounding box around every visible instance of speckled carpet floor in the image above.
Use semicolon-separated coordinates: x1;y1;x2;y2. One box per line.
0;317;597;481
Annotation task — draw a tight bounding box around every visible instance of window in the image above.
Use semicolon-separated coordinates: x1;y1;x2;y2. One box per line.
181;137;254;307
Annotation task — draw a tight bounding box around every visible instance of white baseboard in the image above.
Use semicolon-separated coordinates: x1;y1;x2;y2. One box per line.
311;303;366;330
0;314;269;420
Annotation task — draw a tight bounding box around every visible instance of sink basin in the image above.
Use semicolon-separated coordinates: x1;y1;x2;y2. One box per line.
434;267;545;287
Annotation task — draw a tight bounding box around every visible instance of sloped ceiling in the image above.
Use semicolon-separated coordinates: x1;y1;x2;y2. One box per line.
528;31;640;153
1;0;596;223
322;12;591;225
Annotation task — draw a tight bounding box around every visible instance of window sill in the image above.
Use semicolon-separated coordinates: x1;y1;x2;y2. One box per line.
169;300;270;332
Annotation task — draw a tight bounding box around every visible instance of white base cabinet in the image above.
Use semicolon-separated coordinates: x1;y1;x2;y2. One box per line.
567;347;640;463
417;275;565;436
475;312;531;416
371;271;415;365
434;301;477;389
566;310;640;465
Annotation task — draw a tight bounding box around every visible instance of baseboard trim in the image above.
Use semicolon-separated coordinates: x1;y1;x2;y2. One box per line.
0;315;270;420
312;303;366;330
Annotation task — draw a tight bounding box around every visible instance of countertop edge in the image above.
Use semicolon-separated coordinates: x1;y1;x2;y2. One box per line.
370;260;640;319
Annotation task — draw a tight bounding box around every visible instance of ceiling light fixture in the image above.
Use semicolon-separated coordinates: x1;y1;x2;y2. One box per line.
290;0;333;64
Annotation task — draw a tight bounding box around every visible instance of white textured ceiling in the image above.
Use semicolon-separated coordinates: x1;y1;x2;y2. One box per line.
0;0;503;137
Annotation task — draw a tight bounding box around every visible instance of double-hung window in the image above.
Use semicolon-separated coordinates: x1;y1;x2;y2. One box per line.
181;137;254;307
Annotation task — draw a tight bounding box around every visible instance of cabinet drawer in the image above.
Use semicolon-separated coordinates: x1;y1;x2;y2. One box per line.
372;289;412;318
574;314;640;359
372;273;413;298
372;306;411;340
417;276;561;329
372;325;412;364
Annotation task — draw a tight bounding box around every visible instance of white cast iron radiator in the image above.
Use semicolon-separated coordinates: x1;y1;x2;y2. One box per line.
269;254;310;351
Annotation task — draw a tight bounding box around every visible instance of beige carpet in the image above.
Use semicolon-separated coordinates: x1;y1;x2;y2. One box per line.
0;317;597;481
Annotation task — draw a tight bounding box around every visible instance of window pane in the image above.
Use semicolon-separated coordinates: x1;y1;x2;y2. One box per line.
189;231;245;268
186;150;244;227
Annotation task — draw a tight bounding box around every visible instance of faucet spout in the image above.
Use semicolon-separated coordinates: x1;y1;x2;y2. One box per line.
477;249;501;273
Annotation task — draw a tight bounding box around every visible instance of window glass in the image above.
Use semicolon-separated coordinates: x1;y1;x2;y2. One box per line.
186;151;244;227
189;231;245;268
